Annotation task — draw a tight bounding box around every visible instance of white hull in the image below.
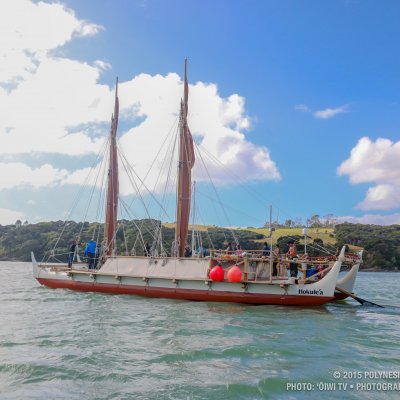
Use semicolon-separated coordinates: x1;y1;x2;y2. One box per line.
32;249;345;306
334;262;360;300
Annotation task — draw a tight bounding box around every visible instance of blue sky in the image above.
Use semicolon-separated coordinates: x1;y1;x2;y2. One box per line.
0;0;400;227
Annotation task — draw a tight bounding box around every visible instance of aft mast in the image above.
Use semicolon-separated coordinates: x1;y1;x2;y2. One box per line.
175;59;195;257
104;78;119;256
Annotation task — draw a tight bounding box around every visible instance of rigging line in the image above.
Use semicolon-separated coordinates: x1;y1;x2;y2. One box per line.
193;180;228;243
116;116;178;253
197;143;294;224
134;116;179;195
120;115;179;217
284;234;335;256
81;141;110;227
296;230;337;255
77;157;109;256
49;137;109;257
121;222;129;255
136;117;178;231
117;151;170;247
190;194;210;252
193;143;238;245
306;240;336;256
118;159;158;226
196;143;271;203
191;155;226;232
154;124;179;223
118;197;160;251
195;188;263;226
122;120;179;252
118;196;158;242
190;181;197;251
195;207;215;250
118;144;172;221
67;137;109;219
93;151;108;226
197;143;323;228
151;118;179;193
189;185;229;249
118;150;160;221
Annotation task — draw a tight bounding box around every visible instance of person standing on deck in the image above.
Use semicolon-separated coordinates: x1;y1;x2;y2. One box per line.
68;240;77;268
184;244;192;257
272;244;280;276
261;242;270;257
287;241;298;277
144;242;151;257
84;239;97;270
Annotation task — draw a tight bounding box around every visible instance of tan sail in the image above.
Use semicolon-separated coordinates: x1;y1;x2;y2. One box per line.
104;78;119;256
175;60;195;257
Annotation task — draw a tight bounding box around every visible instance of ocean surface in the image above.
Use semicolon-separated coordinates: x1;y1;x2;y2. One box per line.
0;262;399;400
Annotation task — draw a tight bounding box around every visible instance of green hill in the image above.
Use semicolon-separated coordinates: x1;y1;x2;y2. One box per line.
0;221;399;271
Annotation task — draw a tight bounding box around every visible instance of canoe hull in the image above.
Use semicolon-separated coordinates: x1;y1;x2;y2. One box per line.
334;261;361;300
36;276;333;306
32;249;345;307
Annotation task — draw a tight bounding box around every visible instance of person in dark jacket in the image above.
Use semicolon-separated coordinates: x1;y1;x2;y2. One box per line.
226;242;233;253
184;245;192;257
68;240;77;268
144;242;151;257
261;242;270;257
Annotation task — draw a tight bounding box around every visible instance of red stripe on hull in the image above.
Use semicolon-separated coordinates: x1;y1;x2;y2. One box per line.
36;278;333;306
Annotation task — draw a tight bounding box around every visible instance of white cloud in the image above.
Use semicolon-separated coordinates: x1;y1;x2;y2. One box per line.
314;105;348;119
0;207;25;226
337;213;400;225
0;162;68;189
0;0;101;87
295;104;348;119
358;184;400;211
112;74;280;194
0;1;281;196
338;137;400;211
295;104;311;112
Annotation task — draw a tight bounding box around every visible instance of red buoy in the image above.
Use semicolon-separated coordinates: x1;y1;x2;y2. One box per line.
227;265;242;282
209;265;224;281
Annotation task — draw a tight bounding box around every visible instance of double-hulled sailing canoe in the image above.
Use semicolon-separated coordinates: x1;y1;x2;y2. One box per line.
32;61;352;306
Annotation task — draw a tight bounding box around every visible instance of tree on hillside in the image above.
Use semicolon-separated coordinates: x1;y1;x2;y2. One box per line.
284;219;294;227
307;214;321;228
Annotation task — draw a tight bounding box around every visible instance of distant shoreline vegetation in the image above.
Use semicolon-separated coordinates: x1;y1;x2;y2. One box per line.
0;221;399;271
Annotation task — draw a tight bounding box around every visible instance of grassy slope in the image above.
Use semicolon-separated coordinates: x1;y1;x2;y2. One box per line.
244;227;336;245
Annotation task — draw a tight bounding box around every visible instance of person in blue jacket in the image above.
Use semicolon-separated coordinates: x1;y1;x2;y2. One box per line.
84;239;97;270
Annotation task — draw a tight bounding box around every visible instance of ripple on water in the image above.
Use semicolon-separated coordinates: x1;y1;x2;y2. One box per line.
1;264;400;399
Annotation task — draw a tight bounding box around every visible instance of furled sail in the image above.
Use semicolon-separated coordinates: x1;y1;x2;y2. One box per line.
175;60;195;257
104;78;119;256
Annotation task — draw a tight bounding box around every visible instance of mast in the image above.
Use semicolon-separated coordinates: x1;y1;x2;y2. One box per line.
175;59;195;257
104;78;119;256
191;180;196;253
269;205;273;283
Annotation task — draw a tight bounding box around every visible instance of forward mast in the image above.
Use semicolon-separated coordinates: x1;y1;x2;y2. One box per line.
175;60;195;257
104;78;119;256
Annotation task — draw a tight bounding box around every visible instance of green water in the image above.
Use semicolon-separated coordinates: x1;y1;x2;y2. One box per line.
0;262;399;399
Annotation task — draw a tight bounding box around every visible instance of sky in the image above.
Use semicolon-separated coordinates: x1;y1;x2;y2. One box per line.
1;0;400;227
